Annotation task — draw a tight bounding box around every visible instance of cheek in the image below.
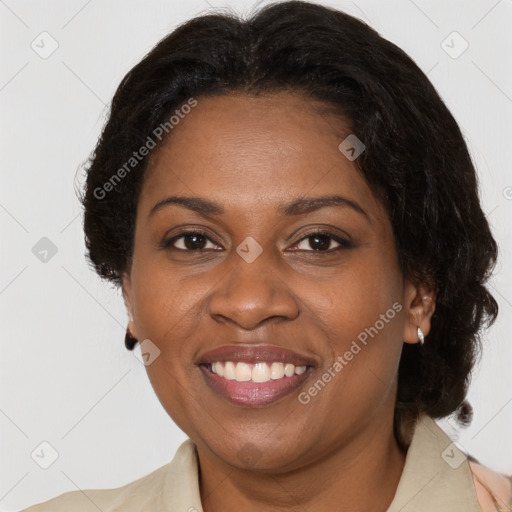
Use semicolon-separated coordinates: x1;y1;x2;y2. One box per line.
304;253;403;339
131;253;206;340
131;259;209;431
301;252;405;391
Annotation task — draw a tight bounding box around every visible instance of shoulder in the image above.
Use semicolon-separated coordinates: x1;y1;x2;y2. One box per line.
20;439;199;512
468;459;512;512
20;459;175;511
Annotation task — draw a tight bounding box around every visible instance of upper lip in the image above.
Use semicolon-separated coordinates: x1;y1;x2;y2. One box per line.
196;344;318;367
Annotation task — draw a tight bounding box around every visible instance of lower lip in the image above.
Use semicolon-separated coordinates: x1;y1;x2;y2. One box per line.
199;364;314;407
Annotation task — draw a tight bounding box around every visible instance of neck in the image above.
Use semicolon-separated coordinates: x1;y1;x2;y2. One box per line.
198;415;408;512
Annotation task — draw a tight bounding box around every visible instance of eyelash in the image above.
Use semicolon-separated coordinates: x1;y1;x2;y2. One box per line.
161;229;353;254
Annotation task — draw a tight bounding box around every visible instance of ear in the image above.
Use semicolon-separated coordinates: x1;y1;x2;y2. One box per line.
121;271;138;339
402;278;436;345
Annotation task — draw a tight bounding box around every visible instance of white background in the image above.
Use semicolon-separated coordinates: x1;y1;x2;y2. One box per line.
1;0;511;510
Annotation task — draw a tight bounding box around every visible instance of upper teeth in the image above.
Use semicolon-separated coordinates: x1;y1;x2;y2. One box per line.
210;361;307;382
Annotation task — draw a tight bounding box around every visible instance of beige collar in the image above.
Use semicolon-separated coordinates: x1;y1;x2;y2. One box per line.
386;414;481;511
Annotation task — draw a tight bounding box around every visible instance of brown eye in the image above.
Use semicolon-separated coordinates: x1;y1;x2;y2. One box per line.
288;231;353;252
162;231;221;251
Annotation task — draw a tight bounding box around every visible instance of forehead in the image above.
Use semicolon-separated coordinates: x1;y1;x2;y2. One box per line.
140;92;383;221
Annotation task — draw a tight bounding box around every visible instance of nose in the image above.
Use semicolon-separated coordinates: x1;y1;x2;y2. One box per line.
208;250;300;331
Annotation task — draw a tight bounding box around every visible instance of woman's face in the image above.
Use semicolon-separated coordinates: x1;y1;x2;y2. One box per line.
123;92;431;470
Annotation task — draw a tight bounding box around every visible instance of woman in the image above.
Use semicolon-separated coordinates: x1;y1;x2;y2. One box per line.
23;1;511;510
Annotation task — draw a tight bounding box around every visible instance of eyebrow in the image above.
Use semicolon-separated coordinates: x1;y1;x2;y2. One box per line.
148;194;369;220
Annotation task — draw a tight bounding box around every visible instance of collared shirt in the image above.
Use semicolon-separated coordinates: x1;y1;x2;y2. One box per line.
22;414;512;511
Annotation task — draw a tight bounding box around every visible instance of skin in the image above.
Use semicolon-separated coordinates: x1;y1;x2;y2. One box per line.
122;91;436;512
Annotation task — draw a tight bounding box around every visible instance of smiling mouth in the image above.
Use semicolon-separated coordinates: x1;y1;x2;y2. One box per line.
199;362;314;407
